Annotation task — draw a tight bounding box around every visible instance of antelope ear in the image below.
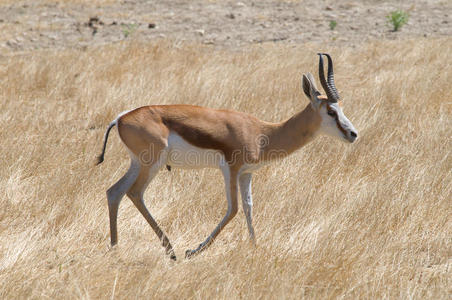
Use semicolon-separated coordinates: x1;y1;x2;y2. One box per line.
302;74;311;99
302;73;321;111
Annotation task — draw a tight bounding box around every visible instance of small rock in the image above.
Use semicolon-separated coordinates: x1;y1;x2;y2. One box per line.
47;33;57;40
272;36;288;42
89;16;99;24
325;6;333;11
195;29;205;36
226;13;235;19
87;16;104;27
148;23;156;28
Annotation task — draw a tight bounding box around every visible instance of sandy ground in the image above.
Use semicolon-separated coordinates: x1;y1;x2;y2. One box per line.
0;0;451;53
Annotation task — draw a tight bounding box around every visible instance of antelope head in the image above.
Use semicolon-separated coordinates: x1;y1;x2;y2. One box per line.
302;53;358;143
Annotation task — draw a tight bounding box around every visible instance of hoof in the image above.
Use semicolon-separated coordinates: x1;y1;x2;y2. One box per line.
170;254;177;261
185;249;193;259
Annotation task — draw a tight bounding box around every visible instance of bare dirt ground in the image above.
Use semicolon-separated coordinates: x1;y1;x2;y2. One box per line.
0;0;451;53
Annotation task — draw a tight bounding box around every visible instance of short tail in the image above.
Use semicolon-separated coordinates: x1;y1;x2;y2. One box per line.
96;120;117;165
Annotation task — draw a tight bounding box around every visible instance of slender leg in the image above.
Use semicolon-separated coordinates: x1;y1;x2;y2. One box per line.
239;173;255;244
127;162;177;260
185;166;239;259
106;157;140;246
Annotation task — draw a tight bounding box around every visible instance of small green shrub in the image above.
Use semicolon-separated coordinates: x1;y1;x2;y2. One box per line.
329;20;337;30
122;24;138;38
387;10;409;32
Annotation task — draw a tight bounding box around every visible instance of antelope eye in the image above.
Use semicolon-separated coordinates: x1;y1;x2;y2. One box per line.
327;110;336;117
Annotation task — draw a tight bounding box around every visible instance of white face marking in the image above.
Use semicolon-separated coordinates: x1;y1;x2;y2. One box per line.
318;103;358;143
165;132;226;169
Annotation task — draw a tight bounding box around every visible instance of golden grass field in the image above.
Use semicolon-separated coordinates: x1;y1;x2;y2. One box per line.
0;37;451;299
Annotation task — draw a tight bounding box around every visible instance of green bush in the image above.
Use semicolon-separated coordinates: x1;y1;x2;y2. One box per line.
329;20;337;30
387;10;409;32
122;23;138;38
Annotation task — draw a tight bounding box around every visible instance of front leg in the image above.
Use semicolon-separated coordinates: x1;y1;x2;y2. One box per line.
239;173;255;243
185;166;239;259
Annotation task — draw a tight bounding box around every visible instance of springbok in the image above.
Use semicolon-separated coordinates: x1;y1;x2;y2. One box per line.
97;53;358;260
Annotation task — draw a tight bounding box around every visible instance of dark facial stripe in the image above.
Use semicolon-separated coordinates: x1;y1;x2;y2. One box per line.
327;104;348;138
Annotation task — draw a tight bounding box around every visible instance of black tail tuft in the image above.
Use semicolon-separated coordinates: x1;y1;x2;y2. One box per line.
96;121;116;166
96;154;105;165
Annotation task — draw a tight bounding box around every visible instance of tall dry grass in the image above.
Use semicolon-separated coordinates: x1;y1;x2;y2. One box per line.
0;38;450;299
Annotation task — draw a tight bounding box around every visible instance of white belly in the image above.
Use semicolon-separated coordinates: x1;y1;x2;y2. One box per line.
165;132;225;169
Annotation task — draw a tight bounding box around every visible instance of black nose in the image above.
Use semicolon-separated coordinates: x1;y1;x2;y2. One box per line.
350;131;357;138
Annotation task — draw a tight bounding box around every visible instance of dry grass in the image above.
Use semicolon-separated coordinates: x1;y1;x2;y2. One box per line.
0;38;451;299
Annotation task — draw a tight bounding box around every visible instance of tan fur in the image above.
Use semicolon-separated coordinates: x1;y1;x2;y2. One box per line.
117;104;322;168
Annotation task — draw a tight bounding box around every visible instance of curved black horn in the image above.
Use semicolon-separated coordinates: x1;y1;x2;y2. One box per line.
317;53;338;102
323;53;340;100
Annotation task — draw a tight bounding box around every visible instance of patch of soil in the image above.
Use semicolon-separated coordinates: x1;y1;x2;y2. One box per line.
0;0;450;52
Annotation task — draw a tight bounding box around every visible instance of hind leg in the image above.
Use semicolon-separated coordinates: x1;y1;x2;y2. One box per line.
107;156;140;246
127;160;176;260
